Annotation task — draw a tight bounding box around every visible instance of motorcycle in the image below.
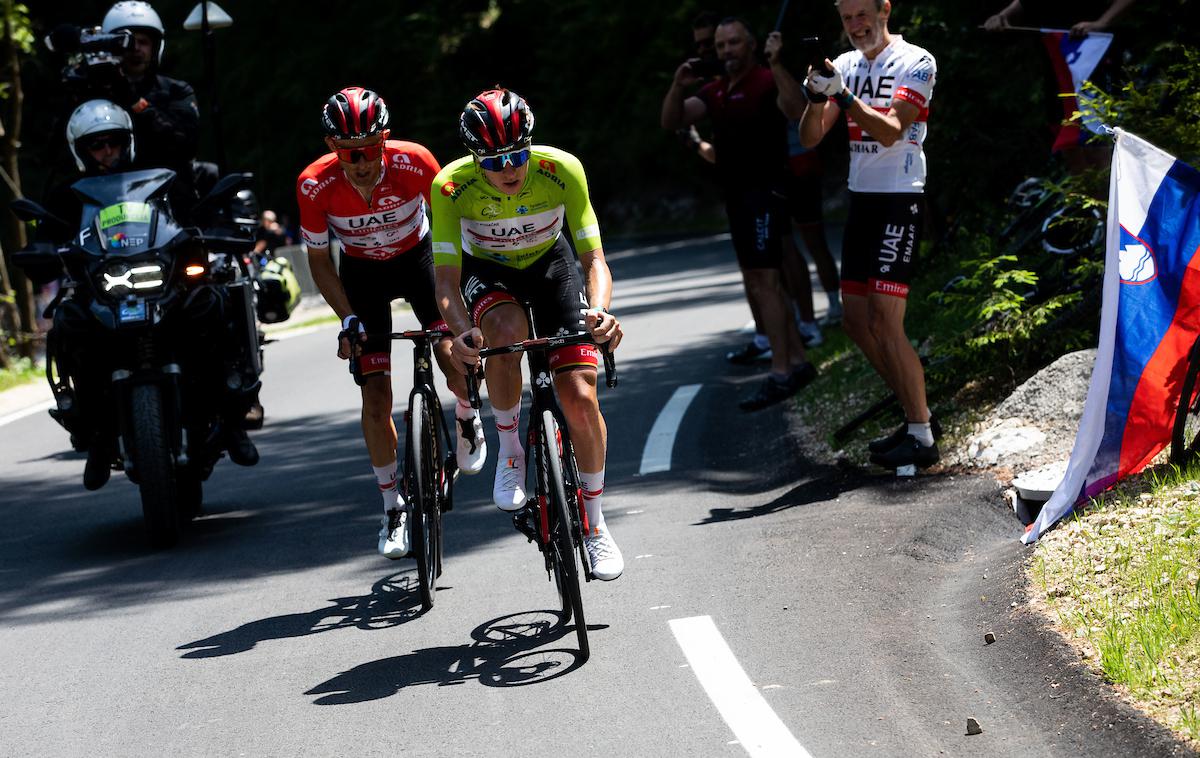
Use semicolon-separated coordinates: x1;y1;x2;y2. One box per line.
13;168;263;547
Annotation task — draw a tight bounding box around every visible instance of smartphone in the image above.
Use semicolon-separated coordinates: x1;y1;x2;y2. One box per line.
686;56;723;79
799;36;833;74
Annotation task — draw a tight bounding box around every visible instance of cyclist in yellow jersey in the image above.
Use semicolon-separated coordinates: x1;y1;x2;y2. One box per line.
432;89;625;581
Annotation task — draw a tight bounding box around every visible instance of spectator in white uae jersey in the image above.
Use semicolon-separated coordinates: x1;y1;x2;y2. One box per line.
797;0;942;469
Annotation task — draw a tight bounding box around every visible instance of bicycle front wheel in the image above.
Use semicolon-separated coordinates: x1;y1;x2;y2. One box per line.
540;409;589;661
408;392;441;611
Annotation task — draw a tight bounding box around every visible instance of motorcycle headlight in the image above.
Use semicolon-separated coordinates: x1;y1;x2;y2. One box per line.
100;260;166;294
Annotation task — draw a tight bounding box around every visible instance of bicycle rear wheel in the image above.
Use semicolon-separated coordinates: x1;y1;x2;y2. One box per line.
1171;335;1200;465
540;409;589;661
408;392;441;611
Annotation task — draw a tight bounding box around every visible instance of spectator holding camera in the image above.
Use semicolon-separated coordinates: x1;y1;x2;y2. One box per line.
661;18;817;411
798;0;940;468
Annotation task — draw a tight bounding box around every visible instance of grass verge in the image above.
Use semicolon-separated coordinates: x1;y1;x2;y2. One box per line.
1031;463;1200;748
0;357;42;393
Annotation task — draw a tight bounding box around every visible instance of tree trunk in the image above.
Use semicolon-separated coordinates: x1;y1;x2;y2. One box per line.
0;0;30;362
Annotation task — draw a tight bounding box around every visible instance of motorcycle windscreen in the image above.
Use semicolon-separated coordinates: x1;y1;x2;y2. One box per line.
94;201;157;255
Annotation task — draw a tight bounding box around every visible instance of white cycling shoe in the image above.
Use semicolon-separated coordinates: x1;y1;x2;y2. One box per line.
456;410;487;475
378;507;410;559
584;525;624;581
493;454;527;511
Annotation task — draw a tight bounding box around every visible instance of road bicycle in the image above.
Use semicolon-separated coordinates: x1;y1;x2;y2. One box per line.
465;308;617;662
351;326;457;611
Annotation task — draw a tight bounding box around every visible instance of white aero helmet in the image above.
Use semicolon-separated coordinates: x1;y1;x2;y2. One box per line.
66;99;136;172
102;1;165;63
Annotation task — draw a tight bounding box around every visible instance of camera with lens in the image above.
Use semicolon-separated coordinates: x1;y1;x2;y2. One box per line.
45;24;133;87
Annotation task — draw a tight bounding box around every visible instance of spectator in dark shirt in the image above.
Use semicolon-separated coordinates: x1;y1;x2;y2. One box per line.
662;17;817;411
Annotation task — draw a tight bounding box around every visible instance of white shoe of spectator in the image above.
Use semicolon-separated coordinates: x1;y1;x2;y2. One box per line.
798;320;824;347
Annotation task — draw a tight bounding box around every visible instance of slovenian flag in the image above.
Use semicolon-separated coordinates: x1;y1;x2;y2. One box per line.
1025;130;1200;543
1040;29;1114;151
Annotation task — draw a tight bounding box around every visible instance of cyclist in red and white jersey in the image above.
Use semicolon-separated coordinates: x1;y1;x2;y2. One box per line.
297;87;486;560
798;0;941;468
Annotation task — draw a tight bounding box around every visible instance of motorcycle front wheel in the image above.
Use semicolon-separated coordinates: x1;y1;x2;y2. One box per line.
130;384;181;548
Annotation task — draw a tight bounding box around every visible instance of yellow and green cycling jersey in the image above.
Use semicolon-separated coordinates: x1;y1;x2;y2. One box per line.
430;145;602;270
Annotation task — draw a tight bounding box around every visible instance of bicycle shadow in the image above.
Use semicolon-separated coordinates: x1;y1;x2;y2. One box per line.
176;570;426;658
305;610;593;704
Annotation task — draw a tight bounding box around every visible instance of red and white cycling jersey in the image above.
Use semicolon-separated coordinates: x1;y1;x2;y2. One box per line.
296;141;439;261
832;36;936;194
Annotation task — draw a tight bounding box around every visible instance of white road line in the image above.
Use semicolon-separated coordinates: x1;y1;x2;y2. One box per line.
0;400;54;429
670;616;811;758
639;384;701;475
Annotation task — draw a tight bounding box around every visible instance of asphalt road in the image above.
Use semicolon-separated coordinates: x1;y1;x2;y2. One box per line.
0;235;1189;757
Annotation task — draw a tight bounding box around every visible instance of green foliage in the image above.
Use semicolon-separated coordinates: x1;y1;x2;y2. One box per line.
927;183;1101;382
1084;45;1200;164
0;354;37;391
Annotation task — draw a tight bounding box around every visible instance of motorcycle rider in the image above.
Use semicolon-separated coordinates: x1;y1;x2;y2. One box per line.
37;100;258;490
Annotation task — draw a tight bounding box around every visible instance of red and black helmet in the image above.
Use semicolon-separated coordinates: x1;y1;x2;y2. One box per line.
459;88;534;157
322;87;390;140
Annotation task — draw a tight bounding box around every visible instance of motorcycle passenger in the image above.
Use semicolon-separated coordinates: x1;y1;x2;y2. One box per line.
298;87;487;560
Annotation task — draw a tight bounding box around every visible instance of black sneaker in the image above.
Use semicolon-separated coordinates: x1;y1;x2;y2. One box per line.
740;374;798;412
790;361;819;390
867;414;943;453
726;342;772;365
869;435;940;469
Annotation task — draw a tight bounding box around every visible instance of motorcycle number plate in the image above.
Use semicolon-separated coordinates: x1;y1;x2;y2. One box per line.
119;300;147;323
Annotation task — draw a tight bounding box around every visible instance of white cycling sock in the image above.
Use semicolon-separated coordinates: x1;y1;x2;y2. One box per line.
578;468;605;535
494;403;522;455
373;461;402;513
455;398;475;421
908;422;935;447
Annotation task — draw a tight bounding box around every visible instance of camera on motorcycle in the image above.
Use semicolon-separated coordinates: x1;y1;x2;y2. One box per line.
686;56;723;79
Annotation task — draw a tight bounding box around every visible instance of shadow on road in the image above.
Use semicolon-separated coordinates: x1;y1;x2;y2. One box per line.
304;610;596;703
177;570;427;658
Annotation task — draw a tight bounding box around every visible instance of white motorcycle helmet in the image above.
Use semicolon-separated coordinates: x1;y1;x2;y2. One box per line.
66;99;136;172
102;1;165;64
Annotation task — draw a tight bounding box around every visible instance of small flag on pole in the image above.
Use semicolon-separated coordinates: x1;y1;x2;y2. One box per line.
1040;29;1114;150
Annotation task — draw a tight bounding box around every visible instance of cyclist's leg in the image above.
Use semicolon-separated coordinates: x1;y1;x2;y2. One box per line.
341;256;401;511
539;241;622;578
462;258;531;507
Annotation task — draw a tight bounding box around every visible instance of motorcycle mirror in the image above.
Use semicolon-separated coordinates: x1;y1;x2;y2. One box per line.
193;172;252;216
11;197;69;227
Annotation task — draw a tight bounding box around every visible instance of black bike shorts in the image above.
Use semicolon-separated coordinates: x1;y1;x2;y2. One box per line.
725;190;788;271
841;192;924;300
339;237;447;376
460;235;599;374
